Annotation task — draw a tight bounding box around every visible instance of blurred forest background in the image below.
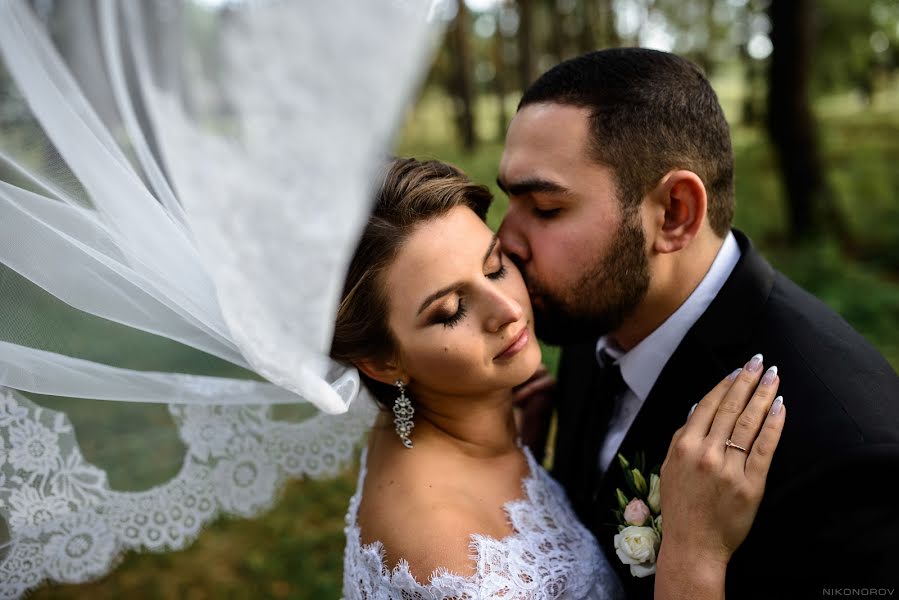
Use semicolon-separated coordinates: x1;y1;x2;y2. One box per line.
18;0;899;597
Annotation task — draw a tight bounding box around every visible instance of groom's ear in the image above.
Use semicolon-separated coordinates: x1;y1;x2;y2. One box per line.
354;355;406;387
648;169;708;254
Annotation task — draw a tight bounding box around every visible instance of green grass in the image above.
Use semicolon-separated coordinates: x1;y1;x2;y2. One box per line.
23;81;899;598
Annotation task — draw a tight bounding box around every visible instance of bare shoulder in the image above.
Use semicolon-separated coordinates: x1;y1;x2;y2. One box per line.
357;475;486;582
366;497;483;582
356;453;502;583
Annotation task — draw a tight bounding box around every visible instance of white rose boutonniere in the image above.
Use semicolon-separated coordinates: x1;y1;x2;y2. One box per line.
614;526;661;578
610;452;663;578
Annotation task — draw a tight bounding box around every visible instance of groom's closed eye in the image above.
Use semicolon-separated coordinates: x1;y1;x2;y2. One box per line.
533;207;562;219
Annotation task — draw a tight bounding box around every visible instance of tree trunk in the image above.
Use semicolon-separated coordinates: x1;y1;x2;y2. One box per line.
492;15;509;140
578;0;598;53
517;0;535;90
449;1;476;150
596;0;620;48
698;0;716;77
738;1;761;125
766;0;838;240
547;0;566;63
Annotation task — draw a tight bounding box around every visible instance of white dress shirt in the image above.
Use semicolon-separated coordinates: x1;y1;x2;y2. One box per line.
594;231;741;476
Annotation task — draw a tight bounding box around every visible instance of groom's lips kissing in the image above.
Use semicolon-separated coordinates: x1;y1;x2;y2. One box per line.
494;323;530;361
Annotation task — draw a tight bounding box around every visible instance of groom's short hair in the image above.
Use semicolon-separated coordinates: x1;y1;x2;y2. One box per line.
519;48;735;236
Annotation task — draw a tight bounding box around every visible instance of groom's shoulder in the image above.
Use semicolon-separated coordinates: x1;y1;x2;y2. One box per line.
756;267;898;443
763;267;890;374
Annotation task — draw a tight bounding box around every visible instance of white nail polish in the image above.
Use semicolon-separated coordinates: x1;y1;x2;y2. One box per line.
770;396;784;416
688;403;698;419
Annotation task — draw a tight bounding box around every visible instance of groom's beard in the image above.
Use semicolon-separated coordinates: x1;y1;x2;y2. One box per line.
526;213;650;346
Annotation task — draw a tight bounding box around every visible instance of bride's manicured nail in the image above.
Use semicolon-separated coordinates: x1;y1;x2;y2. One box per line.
746;353;763;373
761;366;778;385
727;368;742;381
770;396;784;415
688;403;698;419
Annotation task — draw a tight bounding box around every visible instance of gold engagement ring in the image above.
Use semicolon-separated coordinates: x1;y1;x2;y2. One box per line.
725;438;748;453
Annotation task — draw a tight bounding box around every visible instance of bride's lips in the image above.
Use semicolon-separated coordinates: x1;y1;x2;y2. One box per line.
494;325;530;361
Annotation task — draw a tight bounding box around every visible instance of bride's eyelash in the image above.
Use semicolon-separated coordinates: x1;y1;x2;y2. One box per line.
487;254;507;281
440;299;467;328
487;264;507;280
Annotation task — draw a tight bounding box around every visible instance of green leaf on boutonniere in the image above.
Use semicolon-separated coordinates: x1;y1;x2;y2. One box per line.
617;453;630;472
613;508;624;524
623;467;637;497
636;451;646;475
631;468;647;496
616;488;629;511
618;524;626;533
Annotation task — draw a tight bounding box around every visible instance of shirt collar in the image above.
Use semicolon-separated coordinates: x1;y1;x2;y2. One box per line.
595;231;741;401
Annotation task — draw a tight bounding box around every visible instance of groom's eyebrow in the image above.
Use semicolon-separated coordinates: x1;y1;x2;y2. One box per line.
416;234;499;316
496;176;569;197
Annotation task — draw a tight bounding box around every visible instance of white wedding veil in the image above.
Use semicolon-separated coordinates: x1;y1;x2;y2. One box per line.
0;0;443;595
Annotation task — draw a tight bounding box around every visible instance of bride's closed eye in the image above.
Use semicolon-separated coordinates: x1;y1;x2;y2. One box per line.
485;244;507;281
435;298;467;328
487;262;507;281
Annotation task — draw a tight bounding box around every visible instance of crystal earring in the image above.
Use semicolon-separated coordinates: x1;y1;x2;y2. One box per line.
393;380;414;449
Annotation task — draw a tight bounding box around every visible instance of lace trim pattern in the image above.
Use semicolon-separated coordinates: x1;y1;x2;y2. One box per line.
0;387;378;598
341;447;624;600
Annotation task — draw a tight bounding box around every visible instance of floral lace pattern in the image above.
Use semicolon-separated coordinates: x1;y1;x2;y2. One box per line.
342;447;624;600
0;387;378;598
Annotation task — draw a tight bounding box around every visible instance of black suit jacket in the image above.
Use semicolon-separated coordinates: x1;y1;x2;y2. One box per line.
552;230;899;600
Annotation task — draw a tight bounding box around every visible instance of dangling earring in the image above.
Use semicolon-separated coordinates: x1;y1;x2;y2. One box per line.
393;380;414;449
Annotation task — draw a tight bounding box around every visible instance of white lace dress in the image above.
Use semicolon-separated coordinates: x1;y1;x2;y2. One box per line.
341;447;624;600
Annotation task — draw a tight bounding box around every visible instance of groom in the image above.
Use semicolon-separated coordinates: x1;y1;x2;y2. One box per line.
498;49;899;599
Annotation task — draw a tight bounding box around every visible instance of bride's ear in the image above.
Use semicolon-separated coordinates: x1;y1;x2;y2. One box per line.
354;356;407;387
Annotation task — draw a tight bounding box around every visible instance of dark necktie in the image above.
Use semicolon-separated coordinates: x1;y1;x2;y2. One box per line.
570;349;627;520
592;349;627;472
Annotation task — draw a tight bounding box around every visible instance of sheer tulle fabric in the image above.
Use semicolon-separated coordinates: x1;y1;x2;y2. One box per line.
0;0;440;595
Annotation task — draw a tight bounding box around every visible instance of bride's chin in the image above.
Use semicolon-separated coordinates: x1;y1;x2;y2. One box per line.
509;347;544;387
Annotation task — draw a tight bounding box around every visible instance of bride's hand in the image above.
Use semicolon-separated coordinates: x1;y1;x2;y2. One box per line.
658;355;785;570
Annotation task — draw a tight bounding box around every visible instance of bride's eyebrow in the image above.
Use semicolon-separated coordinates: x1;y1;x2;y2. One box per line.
482;233;499;263
415;234;500;316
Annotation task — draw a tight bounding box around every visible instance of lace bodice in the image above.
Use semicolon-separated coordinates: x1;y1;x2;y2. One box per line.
341;447;624;600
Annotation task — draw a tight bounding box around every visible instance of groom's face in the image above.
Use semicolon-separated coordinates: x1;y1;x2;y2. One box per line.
497;103;650;345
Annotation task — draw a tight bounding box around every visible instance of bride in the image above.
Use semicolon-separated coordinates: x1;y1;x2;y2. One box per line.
332;158;786;599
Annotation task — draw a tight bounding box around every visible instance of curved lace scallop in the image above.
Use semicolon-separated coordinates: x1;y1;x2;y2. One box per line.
341;447;624;600
0;387;379;598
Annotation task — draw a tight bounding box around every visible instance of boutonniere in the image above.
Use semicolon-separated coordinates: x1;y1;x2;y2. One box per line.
611;452;662;578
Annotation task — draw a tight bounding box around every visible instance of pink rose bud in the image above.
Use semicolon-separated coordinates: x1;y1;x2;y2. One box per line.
623;498;651;526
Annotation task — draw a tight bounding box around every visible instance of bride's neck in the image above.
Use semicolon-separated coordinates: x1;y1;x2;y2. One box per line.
377;390;519;458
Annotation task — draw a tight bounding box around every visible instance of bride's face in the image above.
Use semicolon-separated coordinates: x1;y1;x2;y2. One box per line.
383;205;541;399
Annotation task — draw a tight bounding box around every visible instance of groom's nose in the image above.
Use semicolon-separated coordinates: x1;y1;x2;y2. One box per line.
498;213;531;264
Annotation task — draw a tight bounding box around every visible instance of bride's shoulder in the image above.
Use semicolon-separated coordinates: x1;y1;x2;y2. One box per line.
357;469;482;582
354;448;499;582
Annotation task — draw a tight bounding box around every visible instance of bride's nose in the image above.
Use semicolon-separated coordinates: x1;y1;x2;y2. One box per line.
483;287;524;333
